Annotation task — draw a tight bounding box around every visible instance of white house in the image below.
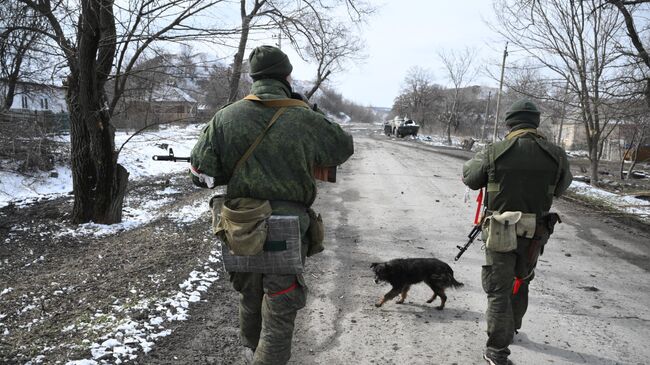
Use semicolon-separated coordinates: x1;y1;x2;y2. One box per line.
0;80;68;113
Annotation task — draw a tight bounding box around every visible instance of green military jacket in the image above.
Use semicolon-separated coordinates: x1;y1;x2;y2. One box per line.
462;129;572;216
191;79;354;209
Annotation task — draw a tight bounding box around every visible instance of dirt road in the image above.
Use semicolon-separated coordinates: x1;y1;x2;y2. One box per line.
2;124;650;365
287;125;650;365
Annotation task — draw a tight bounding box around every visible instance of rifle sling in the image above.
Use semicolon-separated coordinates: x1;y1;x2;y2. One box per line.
233;107;288;174
233;94;310;176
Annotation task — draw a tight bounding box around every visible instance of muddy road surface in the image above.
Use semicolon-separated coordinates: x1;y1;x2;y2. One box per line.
288;126;650;365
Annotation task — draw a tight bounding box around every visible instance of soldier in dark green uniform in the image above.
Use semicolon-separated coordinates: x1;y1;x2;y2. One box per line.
189;45;354;364
462;100;572;365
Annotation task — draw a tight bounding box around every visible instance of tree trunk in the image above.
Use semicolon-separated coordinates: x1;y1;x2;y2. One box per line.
588;136;600;185
70;0;128;224
445;89;459;145
228;16;252;103
306;70;331;100
3;49;26;111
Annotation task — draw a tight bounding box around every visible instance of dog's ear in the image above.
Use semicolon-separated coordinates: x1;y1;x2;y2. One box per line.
370;262;378;269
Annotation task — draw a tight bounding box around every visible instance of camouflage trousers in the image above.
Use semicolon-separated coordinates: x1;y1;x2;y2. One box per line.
482;233;549;358
229;271;307;365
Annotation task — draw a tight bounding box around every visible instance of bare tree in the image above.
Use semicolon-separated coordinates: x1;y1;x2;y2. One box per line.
607;0;650;106
618;109;649;178
396;66;440;132
17;0;230;224
492;0;626;185
226;0;374;103
0;1;53;110
303;18;363;100
438;47;478;145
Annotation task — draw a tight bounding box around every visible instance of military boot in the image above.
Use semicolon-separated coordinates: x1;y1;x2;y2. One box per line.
483;350;513;365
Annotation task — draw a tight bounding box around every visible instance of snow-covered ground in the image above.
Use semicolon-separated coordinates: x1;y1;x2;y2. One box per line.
0;124;202;208
570;180;650;219
1;124;226;364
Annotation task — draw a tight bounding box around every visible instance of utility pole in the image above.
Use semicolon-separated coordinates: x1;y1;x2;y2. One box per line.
482;91;492;142
492;42;508;142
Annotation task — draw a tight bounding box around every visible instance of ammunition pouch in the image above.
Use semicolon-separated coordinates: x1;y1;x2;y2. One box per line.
222;215;303;274
483;211;520;252
516;213;537;239
216;198;272;256
306;208;325;257
482;211;537;252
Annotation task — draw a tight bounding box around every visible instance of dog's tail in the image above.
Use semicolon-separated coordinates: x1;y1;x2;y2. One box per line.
431;272;464;288
446;272;464;288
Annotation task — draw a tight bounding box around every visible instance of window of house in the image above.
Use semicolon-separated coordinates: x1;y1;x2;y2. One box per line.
177;104;184;113
21;95;28;109
40;98;49;110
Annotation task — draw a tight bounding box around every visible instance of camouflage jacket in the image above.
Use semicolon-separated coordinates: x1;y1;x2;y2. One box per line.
462;129;572;216
190;79;354;209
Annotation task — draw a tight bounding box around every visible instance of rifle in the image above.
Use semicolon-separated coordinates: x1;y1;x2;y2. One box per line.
454;223;482;261
152;147;337;182
152;148;190;162
455;187;485;261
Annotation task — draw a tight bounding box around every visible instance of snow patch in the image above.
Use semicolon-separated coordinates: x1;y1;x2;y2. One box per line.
0;124;202;209
569;181;650;219
66;248;222;364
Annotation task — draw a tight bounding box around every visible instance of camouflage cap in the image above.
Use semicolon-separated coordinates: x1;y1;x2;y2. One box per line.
505;99;541;128
248;45;293;80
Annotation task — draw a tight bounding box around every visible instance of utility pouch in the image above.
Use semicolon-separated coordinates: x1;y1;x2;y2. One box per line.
483;211;522;252
222;216;303;274
216;198;272;256
306;208;325;257
516;213;537;239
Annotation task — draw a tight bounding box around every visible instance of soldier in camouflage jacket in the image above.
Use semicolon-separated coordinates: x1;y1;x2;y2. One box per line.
190;45;353;364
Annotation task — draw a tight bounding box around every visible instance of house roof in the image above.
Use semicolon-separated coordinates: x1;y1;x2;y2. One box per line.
151;85;197;103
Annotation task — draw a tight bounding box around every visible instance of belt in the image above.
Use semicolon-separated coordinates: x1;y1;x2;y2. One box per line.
269;200;308;212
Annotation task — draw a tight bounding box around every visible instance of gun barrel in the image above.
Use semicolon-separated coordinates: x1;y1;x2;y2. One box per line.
152;155;190;162
152;155;172;161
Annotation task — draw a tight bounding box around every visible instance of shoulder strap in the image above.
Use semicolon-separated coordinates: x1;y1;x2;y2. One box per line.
233;107;288;174
486;144;499;193
505;128;541;140
244;94;310;109
530;137;564;195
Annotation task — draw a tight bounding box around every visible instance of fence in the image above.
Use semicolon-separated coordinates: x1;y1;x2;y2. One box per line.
0;110;70;171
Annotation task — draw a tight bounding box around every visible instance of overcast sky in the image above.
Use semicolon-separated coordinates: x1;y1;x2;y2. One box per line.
281;0;502;108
